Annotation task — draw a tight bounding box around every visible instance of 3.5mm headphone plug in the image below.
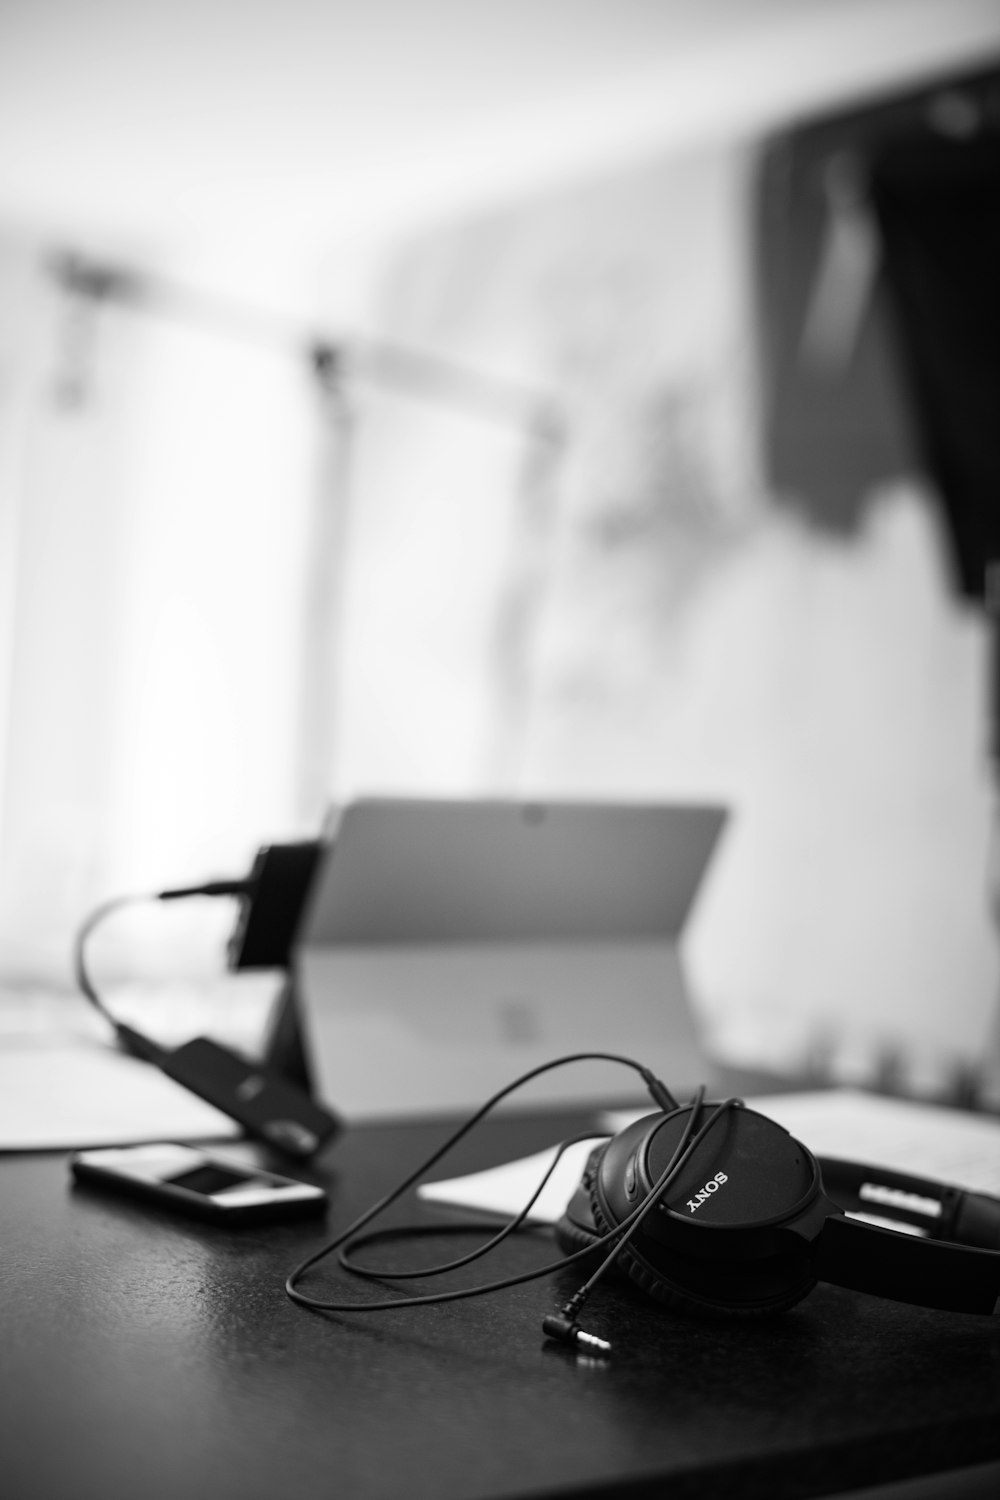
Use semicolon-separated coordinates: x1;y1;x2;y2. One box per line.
541;1314;612;1355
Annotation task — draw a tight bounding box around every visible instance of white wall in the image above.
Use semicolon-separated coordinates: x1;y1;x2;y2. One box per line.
328;136;997;1094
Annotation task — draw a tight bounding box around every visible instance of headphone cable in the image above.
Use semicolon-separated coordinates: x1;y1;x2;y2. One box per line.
285;1052;743;1356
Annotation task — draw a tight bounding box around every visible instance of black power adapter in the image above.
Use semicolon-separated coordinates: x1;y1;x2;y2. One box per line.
227;841;323;971
160;1035;337;1158
75;839;340;1159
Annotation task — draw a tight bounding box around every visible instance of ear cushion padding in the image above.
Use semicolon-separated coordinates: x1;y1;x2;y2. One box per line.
554;1194;608;1265
584;1146;816;1318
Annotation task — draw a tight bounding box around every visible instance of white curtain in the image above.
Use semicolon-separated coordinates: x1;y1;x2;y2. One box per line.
0;230;553;995
0;238;329;986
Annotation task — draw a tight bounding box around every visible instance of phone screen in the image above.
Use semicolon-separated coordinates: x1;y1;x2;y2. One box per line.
168;1162;264;1196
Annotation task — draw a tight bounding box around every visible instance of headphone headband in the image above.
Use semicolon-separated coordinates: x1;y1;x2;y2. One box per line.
816;1155;1000;1249
814;1155;1000;1315
815;1212;1000;1315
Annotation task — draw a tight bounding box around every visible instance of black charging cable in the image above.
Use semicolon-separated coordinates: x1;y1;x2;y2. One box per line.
285;1052;743;1355
73;865;341;1157
73;879;252;1061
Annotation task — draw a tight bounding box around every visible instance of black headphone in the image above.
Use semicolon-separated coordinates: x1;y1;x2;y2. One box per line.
555;1099;1000;1319
283;1054;1000;1353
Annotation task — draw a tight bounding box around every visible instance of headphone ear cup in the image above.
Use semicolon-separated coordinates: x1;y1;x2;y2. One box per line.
585;1169;745;1317
554;1146;741;1315
587;1134;817;1318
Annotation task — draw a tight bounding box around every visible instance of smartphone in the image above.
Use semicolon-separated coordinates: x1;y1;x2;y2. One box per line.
70;1142;328;1225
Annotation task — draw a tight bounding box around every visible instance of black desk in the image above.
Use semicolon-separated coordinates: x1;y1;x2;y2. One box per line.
2;1105;999;1500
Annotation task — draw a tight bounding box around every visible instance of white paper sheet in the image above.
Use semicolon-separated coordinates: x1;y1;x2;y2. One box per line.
0;1039;240;1150
689;1090;1000;1196
419;1138;607;1223
418;1089;1000;1223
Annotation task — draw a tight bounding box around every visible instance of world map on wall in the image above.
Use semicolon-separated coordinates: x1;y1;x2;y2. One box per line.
336;137;997;1100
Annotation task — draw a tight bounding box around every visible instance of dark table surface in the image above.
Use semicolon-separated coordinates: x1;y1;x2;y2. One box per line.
2;1093;999;1500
